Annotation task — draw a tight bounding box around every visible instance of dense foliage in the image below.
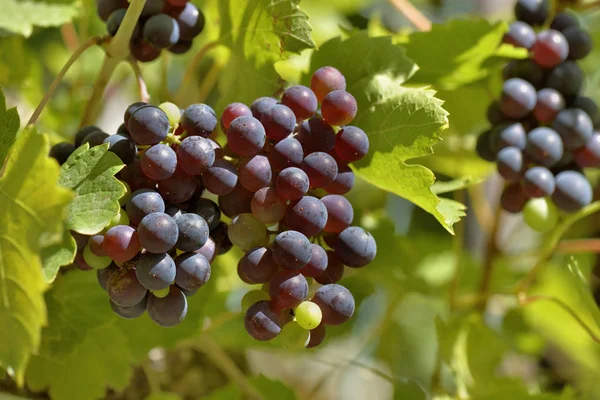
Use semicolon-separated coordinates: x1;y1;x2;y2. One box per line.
3;0;600;399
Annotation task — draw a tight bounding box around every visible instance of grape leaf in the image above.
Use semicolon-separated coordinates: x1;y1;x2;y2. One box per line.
145;393;181;400
0;89;19;164
306;33;462;233
565;259;600;331
203;376;297;400
59;143;126;235
431;177;482;195
0;0;79;38
0;127;73;383
404;19;525;90
40;227;76;282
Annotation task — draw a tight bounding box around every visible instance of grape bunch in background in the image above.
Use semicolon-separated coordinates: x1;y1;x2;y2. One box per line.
97;0;204;61
49;66;376;348
476;0;597;232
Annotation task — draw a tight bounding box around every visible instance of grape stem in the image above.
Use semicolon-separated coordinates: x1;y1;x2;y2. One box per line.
27;36;105;126
518;293;600;343
388;0;432;32
129;60;150;103
475;197;503;312
557;239;600;254
515;201;600;295
60;23;80;52
448;189;466;312
80;0;148;127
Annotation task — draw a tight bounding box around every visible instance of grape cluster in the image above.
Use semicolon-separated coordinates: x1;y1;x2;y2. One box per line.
477;0;596;230
49;66;376;347
97;0;204;62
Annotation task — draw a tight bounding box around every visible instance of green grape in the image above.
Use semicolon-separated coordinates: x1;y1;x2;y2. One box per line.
119;181;132;206
523;197;559;233
152;286;170;299
83;245;112;269
294;301;322;330
228;213;267;251
278;321;310;349
105;210;130;231
241;290;270;312
159;102;181;126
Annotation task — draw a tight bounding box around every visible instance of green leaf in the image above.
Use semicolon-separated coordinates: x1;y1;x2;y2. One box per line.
565;258;600;331
219;0;315;61
203;376;297;400
0;0;79;38
431;177;483;195
40;227;76;282
404;19;522;90
306;33;461;233
0;89;19;164
145;392;182;400
59;143;126;235
0;128;73;383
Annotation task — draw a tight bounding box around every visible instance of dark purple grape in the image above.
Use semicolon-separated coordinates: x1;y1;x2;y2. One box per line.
570;96;598;121
312;284;355;325
244;300;283;341
128;105;170;145
251;187;287;224
276;167;309;200
269;137;304;171
188;198;220;231
212;222;232;255
238;247;279;284
487;101;507;125
141;144;177;181
299;244;328;278
175;213;209;252
552;108;593;150
532;30;569;69
103;134;137;164
238;155;272;192
181;104;217;137
221;102;252;132
496;147;524;181
49;142;75;165
269;270;309;309
500;78;536;119
307;324;326;348
124;102;147;127
514;0;549;26
158;168;197;204
504;21;536;49
143;14;180;49
574;134;600;168
501;182;528;213
311;66;347;102
523;166;556;198
74;125;102;147
107;8;140;37
138;212;179;253
175;252;211;290
130;39;162;63
107;269;148;307
147;286;188;327
476;131;496;162
126;189;166;225
168;39;193;54
525;127;564;167
281;86;318;121
285;196;328;238
491;122;527;151
202;159;238;195
545;61;583;98
335;126;369;162
250;97;277;121
136;252;176;290
226;116;266;157
324;163;354;195
315;251;345;284
322;90;357;126
551;12;579;32
335;226;376;268
177;136;215;175
321;195;354;234
196;237;216;263
141;0;164;18
98;264;118;291
302;152;338;188
82;131;109;147
97;0;128;21
261;104;296;141
272;230;312;270
534;88;565;123
110;295;147;319
552;170;593;211
103;225;140;263
563;27;592;60
175;2;205;40
502;60;545;89
297;117;336;155
218;184;253;218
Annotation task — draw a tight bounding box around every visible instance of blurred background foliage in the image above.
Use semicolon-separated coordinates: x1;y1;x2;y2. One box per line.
4;0;600;399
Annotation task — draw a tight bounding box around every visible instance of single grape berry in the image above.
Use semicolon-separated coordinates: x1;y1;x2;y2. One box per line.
107;269;148;307
281;85;318;121
574;134;600;168
126;189;166;226
312;284;355;325
500;78;536;119
476;130;496;162
202;159;238;195
261;104;296;141
221;102;252;132
531;30;569;69
269;270;309;309
130;39;162;63
272;230;313;270
177;136;215;175
238;155;272;192
219;184;253;218
552;108;593;150
49;142;75;165
523;198;559;233
302;152;338;188
525;127;564;167
534;88;565;123
103;134;137;164
157;168;197;204
502;59;545;89
552;170;593;212
141;144;177;181
276;167;310;200
269;137;304;171
562;26;592;60
294;301;323;330
297;117;336;155
504;21;536;49
311;66;347;102
175;213;209;252
103;225;140;263
110;296;148;319
82;130;109;147
324;163;354;195
514;0;550;27
544;61;583;98
299;244;328;278
321;90;357;126
335;126;369;162
147;286;188;327
550;12;579;32
175;2;205;40
335;226;376;268
491;122;527;151
181;104;217;137
307;324;326;348
188;198;220;231
128;105;170;145
138;212;179;253
226;116;266;157
501;183;529;214
523;166;556;198
143;14;180;49
315;251;345;284
251;187;287;225
228;214;266;251
244;300;284;341
136;252;177;290
250;97;277;121
238;247;279;284
175;253;211;290
285;196;328;238
497;147;524;181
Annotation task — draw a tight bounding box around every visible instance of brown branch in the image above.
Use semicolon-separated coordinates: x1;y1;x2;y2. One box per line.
129;60;150;103
389;0;432;32
60;23;80;52
557;239;600;254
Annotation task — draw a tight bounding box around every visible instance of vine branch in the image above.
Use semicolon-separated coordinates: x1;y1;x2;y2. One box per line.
389;0;432;32
27;36;104;126
129;60;150;103
476;198;503;312
557;239;600;254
